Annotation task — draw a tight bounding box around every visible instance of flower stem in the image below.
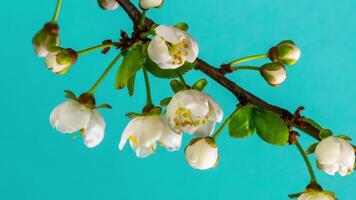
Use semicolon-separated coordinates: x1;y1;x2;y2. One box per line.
51;0;62;23
228;53;268;66
232;66;261;71
143;69;153;106
212;106;240;139
87;52;122;94
295;140;318;184
139;9;147;29
178;75;189;88
77;43;114;56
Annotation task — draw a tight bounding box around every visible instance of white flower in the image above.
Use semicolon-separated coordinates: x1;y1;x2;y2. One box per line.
119;116;182;158
298;191;336;200
45;47;77;75
185;137;219;170
97;0;120;10
166;89;223;137
260;62;287;86
148;25;199;69
32;23;59;57
140;0;163;9
315;136;355;176
50;101;105;148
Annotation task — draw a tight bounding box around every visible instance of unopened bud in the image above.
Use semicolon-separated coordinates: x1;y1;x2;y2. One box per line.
269;40;301;66
140;0;163;10
45;47;77;75
184;137;219;170
260;62;287;87
32;23;59;57
97;0;120;10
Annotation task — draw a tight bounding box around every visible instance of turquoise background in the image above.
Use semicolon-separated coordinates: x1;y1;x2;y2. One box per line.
1;0;355;199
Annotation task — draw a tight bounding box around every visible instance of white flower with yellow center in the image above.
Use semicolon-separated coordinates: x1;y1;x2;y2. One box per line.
298;191;337;200
148;25;199;69
185;137;219;170
50;101;105;148
119;116;182;158
315;136;355;176
140;0;163;9
166;89;223;137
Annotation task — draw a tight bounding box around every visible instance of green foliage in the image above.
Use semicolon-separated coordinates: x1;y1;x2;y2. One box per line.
64;90;77;100
192;79;208;91
160;97;172;106
228;105;255;138
174;22;189;31
336;135;352;141
306;142;319;154
127;73;136;96
319;128;333;139
144;58;196;79
148;106;163;115
302;117;323;130
228;105;289;146
115;45;146;89
170;79;185;93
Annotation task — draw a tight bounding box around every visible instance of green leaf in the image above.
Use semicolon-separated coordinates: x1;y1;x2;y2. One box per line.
228;105;255;138
115;45;146;89
170;80;185;93
127;73;136;96
254;108;289;146
302;117;323;130
148;107;162;115
192;79;208;91
306;142;319;154
336;135;352;141
126;112;144;118
160;97;172;106
144;58;196;79
64;90;77;100
319;129;333;139
96;104;112;109
175;22;189;31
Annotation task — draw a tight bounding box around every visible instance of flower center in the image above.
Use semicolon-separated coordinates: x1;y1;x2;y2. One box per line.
129;134;138;146
167;40;190;65
173;107;210;128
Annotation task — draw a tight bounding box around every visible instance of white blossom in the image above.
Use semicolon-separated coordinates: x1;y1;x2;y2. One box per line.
298;191;336;200
140;0;163;9
166;89;223;137
148;25;199;69
97;0;120;10
315;136;355;176
50;101;105;148
185;137;219;170
119;116;182;158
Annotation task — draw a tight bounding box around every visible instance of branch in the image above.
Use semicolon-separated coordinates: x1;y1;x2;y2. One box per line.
115;0;321;140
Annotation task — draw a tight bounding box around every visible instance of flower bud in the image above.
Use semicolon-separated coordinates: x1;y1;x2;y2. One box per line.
45;47;78;75
97;0;120;10
184;137;219;170
298;190;336;200
140;0;163;9
32;23;59;57
315;136;355;176
260;62;287;86
269;40;301;66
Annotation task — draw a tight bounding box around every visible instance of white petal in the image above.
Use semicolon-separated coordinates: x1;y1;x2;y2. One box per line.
82;110;105;148
135;143;157;158
192;121;216;137
184;34;199;62
315;136;341;165
148;36;181;69
118;117;140;150
205;94;223;122
140;0;162;9
155;25;186;44
185;138;218;170
338;138;355;169
159;118;182;151
50;101;91;133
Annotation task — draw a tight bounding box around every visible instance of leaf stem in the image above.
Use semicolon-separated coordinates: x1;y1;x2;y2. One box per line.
232;66;261;71
77;43;115;56
51;0;62;23
88;52;123;94
143;69;153;106
295;140;318;184
228;54;268;66
212;106;240;139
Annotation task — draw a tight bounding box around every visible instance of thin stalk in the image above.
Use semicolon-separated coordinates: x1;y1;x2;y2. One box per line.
228;53;268;66
212;107;240;139
295;140;317;184
77;43;114;56
139;9;147;28
178;75;189;88
143;69;153;106
51;0;62;23
87;52;122;94
232;66;261;71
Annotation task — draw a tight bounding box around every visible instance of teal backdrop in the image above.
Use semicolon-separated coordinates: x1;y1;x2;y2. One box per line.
1;0;355;199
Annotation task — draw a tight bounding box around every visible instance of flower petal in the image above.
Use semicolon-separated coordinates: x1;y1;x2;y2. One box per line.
155;25;186;44
159;118;182;151
82;110;105;148
315;136;341;165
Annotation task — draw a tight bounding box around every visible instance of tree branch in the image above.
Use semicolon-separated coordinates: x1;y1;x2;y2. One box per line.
115;0;321;140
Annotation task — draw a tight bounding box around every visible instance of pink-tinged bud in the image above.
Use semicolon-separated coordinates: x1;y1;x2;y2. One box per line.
45;47;77;75
260;62;287;86
32;23;59;57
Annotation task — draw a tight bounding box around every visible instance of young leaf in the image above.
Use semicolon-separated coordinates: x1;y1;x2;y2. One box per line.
254;108;289;146
144;58;196;79
175;22;189;31
115;45;145;89
302;117;323;130
64;90;77;100
192;79;208;91
126;112;143;118
319;128;333;139
127;73;136;96
160;97;172;106
228;105;255;138
170;80;185;93
306;142;319;154
96;104;112;109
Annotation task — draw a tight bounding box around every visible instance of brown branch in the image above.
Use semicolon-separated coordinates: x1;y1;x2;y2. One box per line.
115;0;321;140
